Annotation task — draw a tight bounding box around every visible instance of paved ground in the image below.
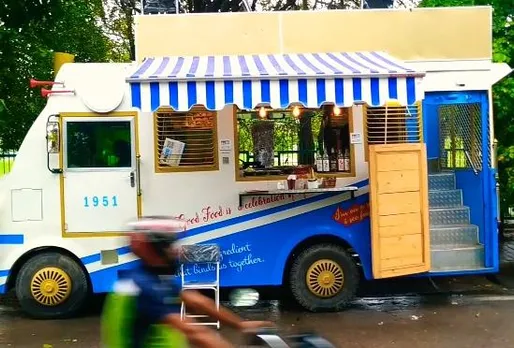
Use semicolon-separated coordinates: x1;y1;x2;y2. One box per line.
1;272;514;348
3;291;514;347
2;236;514;348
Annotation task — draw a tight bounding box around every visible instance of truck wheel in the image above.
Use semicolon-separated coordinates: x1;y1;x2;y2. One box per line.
15;252;89;319
289;244;359;312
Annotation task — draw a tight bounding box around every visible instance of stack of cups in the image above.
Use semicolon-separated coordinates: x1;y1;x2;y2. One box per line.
287;175;297;190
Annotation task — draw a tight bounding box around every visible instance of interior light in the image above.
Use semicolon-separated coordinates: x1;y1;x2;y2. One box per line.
292;105;301;117
333;106;341;116
258;107;267;118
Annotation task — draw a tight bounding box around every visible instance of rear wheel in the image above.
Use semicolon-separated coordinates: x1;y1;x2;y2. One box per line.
15;252;89;319
289;244;359;312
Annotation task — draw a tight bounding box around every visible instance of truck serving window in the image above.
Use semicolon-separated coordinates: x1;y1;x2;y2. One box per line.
154;108;218;172
66;121;132;168
235;105;354;181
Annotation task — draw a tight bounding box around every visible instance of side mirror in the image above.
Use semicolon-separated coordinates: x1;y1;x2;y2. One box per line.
229;288;260;307
46;120;60;154
46;114;62;174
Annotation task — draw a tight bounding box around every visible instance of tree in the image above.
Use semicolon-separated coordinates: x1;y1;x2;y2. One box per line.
0;0;113;150
102;0;261;62
262;0;359;10
102;0;140;62
419;0;514;219
488;4;514;221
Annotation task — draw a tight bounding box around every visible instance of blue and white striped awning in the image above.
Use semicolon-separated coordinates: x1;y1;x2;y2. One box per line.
127;51;425;112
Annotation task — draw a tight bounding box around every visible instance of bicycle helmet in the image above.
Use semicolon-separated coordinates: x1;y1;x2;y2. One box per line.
128;216;186;274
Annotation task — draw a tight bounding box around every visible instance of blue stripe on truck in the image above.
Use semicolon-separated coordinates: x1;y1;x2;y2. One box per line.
0;234;24;245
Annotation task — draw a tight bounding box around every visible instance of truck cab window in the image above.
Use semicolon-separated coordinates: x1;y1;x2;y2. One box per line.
66;121;132;168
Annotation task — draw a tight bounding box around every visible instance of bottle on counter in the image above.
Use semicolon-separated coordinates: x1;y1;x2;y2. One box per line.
343;148;350;172
337;150;345;172
315;151;323;173
329;147;338;172
322;147;330;172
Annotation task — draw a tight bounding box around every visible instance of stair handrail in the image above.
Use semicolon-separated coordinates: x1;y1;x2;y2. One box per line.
464;150;479;175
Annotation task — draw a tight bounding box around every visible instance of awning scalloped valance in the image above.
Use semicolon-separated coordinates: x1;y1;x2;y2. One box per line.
127;51;425;112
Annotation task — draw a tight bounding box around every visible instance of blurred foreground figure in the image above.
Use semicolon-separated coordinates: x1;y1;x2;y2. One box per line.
101;216;270;348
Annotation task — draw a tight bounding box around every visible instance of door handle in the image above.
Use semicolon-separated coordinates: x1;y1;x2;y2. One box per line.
130;172;135;188
136;155;142;196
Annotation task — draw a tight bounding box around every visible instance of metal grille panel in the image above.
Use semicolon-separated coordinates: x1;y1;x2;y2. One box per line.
485;106;491;169
365;105;421;145
155;108;217;169
438;103;482;171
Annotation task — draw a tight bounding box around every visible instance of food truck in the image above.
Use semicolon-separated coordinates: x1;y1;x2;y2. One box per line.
0;6;512;319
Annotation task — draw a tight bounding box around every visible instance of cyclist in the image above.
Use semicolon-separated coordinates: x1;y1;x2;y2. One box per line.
101;216;271;348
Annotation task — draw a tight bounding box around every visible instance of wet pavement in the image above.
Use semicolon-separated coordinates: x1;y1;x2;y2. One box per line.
3;293;514;347
2;272;514;348
3;234;514;347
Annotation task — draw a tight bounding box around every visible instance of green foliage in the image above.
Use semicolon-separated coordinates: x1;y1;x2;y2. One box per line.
101;0;140;61
489;3;514;216
0;0;113;150
420;0;513;216
0;99;6;114
259;0;359;10
103;0;258;62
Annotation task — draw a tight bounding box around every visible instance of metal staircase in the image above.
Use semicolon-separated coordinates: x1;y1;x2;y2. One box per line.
428;172;484;271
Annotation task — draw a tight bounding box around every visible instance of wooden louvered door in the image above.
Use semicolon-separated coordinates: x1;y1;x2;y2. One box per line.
365;104;431;279
369;144;431;278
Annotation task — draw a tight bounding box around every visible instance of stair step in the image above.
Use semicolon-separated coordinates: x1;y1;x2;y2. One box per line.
428;172;455;191
429;189;463;208
430;225;479;246
431;244;484;271
430;206;470;226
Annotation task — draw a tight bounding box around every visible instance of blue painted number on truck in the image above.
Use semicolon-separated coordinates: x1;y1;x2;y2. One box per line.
84;196;118;207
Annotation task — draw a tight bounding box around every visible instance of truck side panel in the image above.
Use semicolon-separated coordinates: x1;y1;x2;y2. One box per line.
85;189;371;293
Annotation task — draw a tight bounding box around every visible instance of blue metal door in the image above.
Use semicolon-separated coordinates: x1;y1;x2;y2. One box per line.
423;91;498;269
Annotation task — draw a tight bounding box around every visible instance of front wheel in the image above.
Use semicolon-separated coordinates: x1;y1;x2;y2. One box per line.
15;252;89;319
289;244;359;312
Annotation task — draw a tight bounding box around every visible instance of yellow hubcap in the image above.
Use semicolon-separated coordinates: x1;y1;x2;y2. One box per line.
30;267;71;306
306;259;344;298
